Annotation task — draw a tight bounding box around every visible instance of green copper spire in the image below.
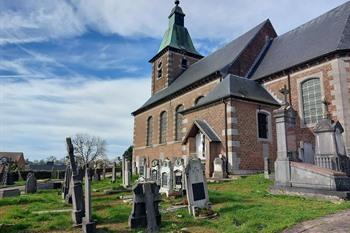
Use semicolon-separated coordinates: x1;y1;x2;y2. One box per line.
157;1;201;56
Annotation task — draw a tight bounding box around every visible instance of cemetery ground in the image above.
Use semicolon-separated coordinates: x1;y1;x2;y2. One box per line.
1;175;350;233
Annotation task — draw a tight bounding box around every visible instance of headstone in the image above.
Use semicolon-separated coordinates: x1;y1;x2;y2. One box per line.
160;159;173;196
102;164;106;180
212;157;225;179
151;159;160;185
62;166;72;200
139;157;147;179
111;162;117;183
82;166;96;233
264;157;271;179
314;120;350;173
66;137;85;226
185;158;210;217
0;188;20;198
92;169;100;181
123;156;131;188
25;172;37;194
173;158;185;192
128;181;161;232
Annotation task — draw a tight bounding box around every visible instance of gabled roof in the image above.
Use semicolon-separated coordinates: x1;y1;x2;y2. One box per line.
250;1;350;80
133;20;273;115
183;120;221;144
185;74;279;111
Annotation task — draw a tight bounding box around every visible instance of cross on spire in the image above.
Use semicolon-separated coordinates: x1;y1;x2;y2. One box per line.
279;85;290;106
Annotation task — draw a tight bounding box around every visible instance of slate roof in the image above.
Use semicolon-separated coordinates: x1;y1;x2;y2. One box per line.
188;74;280;110
250;1;350;80
133;20;272;115
183;120;221;144
28;164;66;171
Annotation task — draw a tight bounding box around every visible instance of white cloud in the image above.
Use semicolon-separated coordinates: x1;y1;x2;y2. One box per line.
0;0;348;45
0;77;150;160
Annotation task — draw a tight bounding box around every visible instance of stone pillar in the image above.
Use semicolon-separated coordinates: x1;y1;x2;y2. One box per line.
111;162;116;183
123;157;131;188
66;137;84;226
82;166;96;233
273;107;295;187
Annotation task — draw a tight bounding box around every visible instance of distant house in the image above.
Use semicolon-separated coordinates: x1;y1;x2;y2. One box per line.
0;152;26;169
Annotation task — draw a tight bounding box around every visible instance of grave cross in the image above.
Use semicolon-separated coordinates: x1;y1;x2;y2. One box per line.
279;85;290;106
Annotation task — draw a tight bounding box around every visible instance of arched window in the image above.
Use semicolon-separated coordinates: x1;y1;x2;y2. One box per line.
159;111;167;144
194;96;204;106
257;112;269;139
301;78;323;125
181;58;188;69
157;61;162;79
146;116;153;146
175;105;184;141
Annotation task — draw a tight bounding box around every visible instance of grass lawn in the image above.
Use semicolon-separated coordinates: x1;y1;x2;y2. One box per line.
1;175;350;233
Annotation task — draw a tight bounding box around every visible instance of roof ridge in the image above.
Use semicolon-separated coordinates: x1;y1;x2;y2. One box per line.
337;7;350;49
277;1;350;40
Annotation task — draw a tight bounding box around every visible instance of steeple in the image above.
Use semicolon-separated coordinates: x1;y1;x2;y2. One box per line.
150;0;202;62
149;1;203;95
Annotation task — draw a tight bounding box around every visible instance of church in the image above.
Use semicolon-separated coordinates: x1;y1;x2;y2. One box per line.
132;1;350;178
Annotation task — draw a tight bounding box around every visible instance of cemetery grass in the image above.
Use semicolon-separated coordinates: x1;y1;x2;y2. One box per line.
0;175;350;233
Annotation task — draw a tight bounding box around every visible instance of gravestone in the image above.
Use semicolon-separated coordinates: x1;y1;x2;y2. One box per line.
173;158;185;193
123;156;132;188
102;164;106;180
128;181;161;232
314;120;350;173
151;159;160;185
139;157;147;179
62;166;72;200
82;166;96;233
111;162;117;183
160;159;173;196
0;188;20;198
185;158;211;217
25;172;37;194
66;137;85;226
212;157;225;179
93;169;100;181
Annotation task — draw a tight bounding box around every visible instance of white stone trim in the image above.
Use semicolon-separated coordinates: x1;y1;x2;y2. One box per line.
228;140;240;147
227;117;238;124
227;106;236;113
227;129;239;136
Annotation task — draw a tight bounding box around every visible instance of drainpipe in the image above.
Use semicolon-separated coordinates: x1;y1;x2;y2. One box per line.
224;99;229;172
287;72;292;105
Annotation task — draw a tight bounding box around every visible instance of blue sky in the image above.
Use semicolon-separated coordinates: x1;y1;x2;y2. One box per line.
0;0;348;161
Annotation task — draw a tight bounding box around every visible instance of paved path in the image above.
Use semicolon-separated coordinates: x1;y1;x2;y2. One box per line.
283;210;350;233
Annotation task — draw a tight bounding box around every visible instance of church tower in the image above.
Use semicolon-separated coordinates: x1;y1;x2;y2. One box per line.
149;0;203;95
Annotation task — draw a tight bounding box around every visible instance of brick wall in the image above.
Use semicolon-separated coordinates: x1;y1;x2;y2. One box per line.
151;50;200;95
133;79;220;168
262;59;337;149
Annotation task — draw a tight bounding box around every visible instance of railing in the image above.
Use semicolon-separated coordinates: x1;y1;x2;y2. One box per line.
314;154;340;171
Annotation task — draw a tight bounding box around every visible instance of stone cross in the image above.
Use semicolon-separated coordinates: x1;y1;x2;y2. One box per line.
129;181;161;232
279;85;290;106
25;172;37;194
66;137;85;226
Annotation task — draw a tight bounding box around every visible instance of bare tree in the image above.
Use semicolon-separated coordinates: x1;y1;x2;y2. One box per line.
72;133;107;167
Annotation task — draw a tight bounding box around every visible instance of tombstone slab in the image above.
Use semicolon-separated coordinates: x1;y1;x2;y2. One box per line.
25;172;37;194
185;158;211;217
160;159;173;196
212;157;224;179
0;188;20;198
129;181;161;231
